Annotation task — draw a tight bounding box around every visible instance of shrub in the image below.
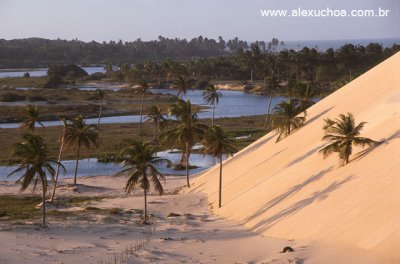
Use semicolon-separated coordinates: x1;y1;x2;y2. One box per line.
0;92;26;102
28;95;47;102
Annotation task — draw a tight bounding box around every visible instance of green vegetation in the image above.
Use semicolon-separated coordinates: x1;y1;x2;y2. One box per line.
201;126;237;208
202;85;222;126
116;140;170;224
8;133;63;227
319;113;378;166
271;99;305;142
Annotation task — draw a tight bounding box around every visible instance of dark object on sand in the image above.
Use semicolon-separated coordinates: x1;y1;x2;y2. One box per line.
282;246;294;253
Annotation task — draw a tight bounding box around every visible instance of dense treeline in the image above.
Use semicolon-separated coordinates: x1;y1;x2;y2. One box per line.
97;42;399;91
0;36;251;68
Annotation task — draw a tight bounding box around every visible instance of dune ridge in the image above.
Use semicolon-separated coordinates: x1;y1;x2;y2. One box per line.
192;52;400;262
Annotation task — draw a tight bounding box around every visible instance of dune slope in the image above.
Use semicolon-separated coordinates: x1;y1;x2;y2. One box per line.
192;53;400;261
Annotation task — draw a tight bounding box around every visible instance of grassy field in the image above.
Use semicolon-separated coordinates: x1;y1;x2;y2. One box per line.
0;115;269;163
0;88;185;122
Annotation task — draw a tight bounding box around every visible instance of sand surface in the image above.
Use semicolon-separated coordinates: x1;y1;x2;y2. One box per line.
0;175;305;264
192;53;400;263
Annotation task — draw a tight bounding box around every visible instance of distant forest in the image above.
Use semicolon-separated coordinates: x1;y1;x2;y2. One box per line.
0;36;257;68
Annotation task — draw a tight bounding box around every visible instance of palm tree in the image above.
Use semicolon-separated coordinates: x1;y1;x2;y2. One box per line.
290;81;316;115
144;105;166;141
137;81;150;135
8;133;63;227
96;89;105;128
319;113;377;166
65;116;98;185
201;126;236;208
271;99;305;142
19;104;45;131
263;74;281;128
50;117;68;202
116;140;170;224
162;99;207;187
202;85;222;126
172;76;192;98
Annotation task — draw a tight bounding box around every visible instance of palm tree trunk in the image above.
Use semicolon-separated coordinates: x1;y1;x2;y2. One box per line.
153;121;158;141
218;154;223;208
250;68;253;83
73;143;81;186
50;130;65;202
42;183;46;228
264;96;273;128
212;105;215;126
97;99;104;127
139;94;145;135
288;124;291;135
185;143;190;188
144;188;148;223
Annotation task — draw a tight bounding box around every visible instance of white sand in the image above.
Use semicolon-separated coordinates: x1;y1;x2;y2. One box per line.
0;53;399;263
192;52;400;263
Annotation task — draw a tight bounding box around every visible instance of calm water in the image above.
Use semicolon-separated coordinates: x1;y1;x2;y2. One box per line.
0;89;288;128
0;149;226;180
0;66;105;78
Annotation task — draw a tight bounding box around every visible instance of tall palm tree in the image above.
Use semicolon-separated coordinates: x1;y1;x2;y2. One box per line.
96;89;105;128
201;126;236;208
137;81;150;135
144;105;166;141
162;99;207;187
50;117;68;202
172;76;192;98
8;133;63;227
19;104;45;131
203;85;222;126
116;140;170;224
290;81;316;115
65;116;98;185
272;99;305;142
263;74;281;128
319;113;377;166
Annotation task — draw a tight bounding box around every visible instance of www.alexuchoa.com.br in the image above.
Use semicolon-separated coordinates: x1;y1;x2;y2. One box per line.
260;7;390;18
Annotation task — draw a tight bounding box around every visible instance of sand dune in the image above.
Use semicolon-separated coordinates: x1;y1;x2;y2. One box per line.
192;52;400;262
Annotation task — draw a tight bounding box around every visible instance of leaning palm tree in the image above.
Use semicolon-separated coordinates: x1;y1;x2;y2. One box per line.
116;140;170;224
271;99;305;142
162;99;207;187
319;113;377;166
50;117;68;202
144;105;166;141
137;81;150;135
96;89;105;128
64;116;98;185
172;76;192;98
201;126;236;208
263;74;281;128
19;104;45;131
203;85;222;126
8;133;63;227
290;81;317;115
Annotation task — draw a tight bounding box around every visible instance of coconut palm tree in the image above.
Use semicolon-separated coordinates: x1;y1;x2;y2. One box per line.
19;104;45;131
50;117;68;202
319;113;377;166
137;81;150;135
8;133;63;227
172;76;192;98
271;99;305;142
64;116;98;185
116;140;170;224
144;105;166;141
290;81;317;115
263;74;281;128
201;126;236;208
96;89;105;128
162;99;207;187
202;85;222;126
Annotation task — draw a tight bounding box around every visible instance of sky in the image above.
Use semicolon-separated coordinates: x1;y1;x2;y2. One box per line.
0;0;399;42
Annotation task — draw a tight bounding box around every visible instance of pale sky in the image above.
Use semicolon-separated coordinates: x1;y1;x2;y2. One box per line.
0;0;399;42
